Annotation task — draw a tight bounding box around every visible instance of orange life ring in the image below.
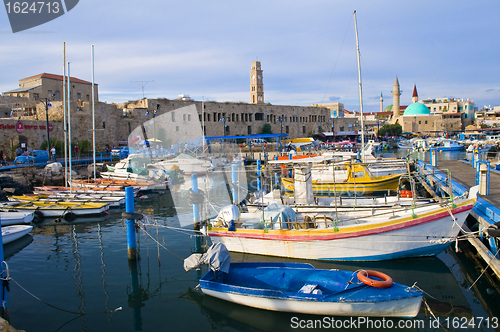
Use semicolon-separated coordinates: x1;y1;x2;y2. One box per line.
357;270;393;288
400;190;412;198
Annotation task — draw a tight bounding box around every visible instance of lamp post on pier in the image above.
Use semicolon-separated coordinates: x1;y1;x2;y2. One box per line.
37;96;54;155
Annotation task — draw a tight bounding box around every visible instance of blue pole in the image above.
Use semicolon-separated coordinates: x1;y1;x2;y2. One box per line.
231;165;238;205
125;186;137;260
191;174;200;223
257;160;262;192
0;224;7;318
191;174;202;253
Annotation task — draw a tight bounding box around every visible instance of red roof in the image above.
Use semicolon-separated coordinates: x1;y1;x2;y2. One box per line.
22;73;95;85
412;85;418;98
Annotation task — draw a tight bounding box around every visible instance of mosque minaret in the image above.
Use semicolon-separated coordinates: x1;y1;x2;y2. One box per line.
392;76;401;119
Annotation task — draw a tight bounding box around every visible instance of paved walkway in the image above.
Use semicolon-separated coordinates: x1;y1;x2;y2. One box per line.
436;160;500;207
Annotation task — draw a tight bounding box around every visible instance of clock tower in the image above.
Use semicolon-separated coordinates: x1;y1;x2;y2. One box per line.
250;61;264;104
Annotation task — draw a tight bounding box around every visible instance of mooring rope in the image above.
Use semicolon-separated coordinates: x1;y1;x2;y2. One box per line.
1;261;121;315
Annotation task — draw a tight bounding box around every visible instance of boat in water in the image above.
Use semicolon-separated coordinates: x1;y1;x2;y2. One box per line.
2;225;33;244
5;200;109;220
0;210;35;226
200;261;423;317
206;161;478;261
280;161;403;196
188;244;423;317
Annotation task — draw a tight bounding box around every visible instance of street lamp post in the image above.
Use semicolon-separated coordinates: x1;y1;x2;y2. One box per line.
38;97;53;156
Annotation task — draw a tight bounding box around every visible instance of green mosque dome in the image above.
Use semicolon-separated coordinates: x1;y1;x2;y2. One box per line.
403;102;430;116
385;105;393;111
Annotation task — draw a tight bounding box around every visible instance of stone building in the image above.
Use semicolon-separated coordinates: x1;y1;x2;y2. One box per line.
388;77;470;135
4;73;98;101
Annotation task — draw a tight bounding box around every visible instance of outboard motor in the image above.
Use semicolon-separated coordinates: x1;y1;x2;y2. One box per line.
216;205;240;227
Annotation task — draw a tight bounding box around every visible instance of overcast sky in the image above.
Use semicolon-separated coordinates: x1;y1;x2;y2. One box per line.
1;0;499;113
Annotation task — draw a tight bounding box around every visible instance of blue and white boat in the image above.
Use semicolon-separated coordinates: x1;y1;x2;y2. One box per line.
199;262;423;317
433;138;464;151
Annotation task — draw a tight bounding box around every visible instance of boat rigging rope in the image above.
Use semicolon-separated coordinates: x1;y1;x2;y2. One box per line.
136;217;186;261
1;262;122;316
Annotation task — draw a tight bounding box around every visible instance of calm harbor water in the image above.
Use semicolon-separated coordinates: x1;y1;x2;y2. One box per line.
4;149;500;331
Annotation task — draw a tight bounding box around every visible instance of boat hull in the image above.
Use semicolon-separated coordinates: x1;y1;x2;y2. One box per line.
2;225;33;244
0;211;35;226
208;201;473;261
200;262;423;317
282;176;401;195
201;288;422;317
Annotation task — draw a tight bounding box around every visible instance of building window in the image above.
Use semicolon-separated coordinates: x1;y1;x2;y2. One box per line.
207;113;210;122
286;126;289;134
188;114;191;121
77;93;81;100
302;126;306;134
86;94;90;101
183;114;186;121
247;126;252;135
249;114;252;122
236;114;239;121
102;122;105;129
225;126;230;135
255;113;264;121
172;112;175;122
419;121;421;124
425;120;428;124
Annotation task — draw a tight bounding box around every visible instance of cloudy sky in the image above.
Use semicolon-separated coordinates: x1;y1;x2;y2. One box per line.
1;0;499;113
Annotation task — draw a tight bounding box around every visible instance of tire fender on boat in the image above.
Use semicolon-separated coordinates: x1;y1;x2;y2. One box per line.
357;270;393;288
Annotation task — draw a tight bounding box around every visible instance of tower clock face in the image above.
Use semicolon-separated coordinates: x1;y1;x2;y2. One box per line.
258;75;261;80
252;75;256;80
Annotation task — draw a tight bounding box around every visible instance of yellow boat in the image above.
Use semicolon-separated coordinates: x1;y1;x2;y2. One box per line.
281;163;402;195
7;199;109;219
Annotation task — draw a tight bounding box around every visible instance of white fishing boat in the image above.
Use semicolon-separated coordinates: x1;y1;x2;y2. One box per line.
154;153;225;175
0;210;35;226
2;225;33;244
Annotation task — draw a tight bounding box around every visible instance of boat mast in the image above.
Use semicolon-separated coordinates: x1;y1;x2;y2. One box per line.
91;45;96;183
68;62;72;191
354;10;365;159
63;42;68;188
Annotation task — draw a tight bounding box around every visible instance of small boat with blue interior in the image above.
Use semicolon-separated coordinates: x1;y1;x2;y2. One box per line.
432;138;465;151
193;245;423;317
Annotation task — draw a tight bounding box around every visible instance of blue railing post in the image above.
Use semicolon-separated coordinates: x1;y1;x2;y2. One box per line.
125;186;137;260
